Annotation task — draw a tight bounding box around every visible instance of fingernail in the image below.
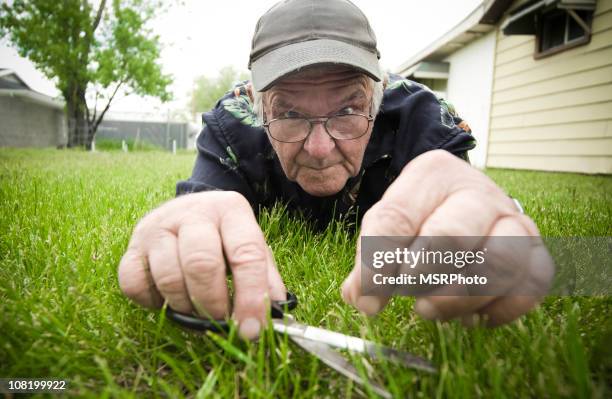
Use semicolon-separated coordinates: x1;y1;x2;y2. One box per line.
238;317;261;340
356;296;381;315
415;299;440;320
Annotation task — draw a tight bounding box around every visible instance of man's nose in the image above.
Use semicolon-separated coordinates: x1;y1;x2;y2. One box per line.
303;122;335;159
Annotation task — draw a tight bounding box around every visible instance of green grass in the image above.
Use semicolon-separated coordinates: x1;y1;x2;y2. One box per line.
94;137;165;152
0;148;610;398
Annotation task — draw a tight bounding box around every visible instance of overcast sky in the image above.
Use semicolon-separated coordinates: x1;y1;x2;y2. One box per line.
0;0;481;117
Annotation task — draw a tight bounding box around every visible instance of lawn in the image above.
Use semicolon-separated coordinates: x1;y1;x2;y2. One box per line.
0;148;610;398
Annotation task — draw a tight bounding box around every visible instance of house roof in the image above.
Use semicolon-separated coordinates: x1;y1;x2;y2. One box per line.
395;0;514;76
0;68;32;90
0;69;64;110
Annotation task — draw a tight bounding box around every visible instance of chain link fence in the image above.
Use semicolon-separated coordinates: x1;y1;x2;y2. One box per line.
95;119;199;151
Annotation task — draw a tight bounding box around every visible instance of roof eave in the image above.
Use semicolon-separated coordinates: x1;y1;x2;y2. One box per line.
0;69;33;91
395;0;514;76
0;89;65;110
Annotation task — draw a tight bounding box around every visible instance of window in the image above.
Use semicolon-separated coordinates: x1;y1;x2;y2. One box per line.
536;8;593;58
501;0;596;59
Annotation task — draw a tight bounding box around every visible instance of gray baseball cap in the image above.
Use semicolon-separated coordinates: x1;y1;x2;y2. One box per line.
248;0;382;92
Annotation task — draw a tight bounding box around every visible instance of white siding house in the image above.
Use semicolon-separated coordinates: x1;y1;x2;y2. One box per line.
397;0;612;174
445;31;497;168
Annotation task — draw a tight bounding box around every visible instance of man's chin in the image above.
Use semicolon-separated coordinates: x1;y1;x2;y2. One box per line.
296;171;347;197
301;185;343;197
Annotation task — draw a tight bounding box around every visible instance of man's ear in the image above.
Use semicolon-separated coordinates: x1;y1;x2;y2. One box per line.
233;82;255;103
246;82;254;102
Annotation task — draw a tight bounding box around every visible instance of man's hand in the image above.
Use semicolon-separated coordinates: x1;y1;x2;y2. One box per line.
118;191;286;339
341;150;554;326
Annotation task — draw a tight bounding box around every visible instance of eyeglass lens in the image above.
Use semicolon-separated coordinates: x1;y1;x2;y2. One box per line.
268;114;369;142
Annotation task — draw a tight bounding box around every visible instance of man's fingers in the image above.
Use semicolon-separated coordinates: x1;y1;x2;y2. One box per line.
343;151;476;314
475;232;554;326
341;238;391;315
418;189;516;237
219;195;269;339
413;216;527;323
474;249;552;326
341;264;392;316
342;238;364;305
343;280;390;316
118;191;284;336
178;223;229;319
341;269;389;315
413;273;494;321
341;268;359;305
415;295;495;321
118;247;163;309
415;215;552;325
467;217;533;297
148;229;193;314
266;246;287;301
471;296;541;327
370;150;485;235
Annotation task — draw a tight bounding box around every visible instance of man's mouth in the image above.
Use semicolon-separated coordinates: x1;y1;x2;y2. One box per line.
298;160;341;171
301;164;336;171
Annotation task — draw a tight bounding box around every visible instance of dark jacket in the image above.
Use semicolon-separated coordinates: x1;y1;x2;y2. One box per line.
177;74;475;229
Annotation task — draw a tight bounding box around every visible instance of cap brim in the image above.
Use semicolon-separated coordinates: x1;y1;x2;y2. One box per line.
251;38;382;92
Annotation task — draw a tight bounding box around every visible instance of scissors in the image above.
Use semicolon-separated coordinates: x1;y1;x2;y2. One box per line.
166;292;436;398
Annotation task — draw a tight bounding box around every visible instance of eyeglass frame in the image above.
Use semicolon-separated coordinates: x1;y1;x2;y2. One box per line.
262;101;375;143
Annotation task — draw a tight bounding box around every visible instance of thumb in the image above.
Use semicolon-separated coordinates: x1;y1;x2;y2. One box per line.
266;245;287;301
341;239;389;315
341;268;359;304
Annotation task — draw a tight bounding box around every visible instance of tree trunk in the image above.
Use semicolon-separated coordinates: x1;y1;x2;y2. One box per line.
65;87;89;148
85;124;96;150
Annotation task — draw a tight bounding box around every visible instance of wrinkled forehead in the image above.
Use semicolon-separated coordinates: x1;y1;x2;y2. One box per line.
265;65;371;105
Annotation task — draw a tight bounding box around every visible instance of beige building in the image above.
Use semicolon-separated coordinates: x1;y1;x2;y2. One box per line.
397;0;612;174
0;69;67;148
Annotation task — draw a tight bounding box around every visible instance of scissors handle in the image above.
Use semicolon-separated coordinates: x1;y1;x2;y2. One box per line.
166;291;298;333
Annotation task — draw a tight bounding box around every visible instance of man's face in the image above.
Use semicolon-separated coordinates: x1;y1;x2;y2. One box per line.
263;68;374;197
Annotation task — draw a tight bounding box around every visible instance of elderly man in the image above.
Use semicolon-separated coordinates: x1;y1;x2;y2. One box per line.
118;0;552;339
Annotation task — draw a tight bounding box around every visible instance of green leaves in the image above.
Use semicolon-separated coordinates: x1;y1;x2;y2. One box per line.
0;0;173;146
95;0;172;100
190;66;250;117
1;0;88;86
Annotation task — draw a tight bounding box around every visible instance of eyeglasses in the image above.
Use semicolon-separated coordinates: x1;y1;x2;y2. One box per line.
263;103;374;143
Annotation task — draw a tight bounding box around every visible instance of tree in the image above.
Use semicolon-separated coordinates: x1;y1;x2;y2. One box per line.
0;0;172;149
190;66;248;119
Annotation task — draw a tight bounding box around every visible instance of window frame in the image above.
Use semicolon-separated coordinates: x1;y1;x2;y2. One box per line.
534;6;593;59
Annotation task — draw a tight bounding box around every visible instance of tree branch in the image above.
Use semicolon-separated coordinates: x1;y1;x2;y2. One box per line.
92;0;106;33
91;78;125;134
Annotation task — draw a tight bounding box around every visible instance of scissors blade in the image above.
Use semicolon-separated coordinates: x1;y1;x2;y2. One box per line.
272;318;436;373
290;335;392;399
